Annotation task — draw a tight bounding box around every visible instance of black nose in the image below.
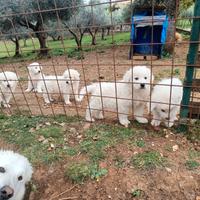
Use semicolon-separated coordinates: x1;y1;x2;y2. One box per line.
38;70;41;73
140;83;145;88
7;84;10;88
0;186;14;199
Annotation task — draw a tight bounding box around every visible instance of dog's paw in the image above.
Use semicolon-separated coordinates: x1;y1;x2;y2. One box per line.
86;117;95;122
120;120;130;128
151;120;160;127
164;121;174;128
25;88;31;92
3;104;11;108
135;117;148;124
65;101;72;105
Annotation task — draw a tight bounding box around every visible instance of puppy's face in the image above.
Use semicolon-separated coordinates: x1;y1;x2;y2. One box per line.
27;63;42;75
0;151;32;200
132;66;153;90
155;104;172;120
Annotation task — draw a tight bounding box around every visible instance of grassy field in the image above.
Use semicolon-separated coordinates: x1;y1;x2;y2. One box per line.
0;32;130;63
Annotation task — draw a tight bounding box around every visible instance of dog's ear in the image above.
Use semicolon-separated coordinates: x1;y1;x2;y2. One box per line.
123;69;132;82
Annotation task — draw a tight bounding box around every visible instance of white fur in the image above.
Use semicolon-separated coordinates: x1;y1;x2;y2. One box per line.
0;72;18;108
151;78;183;127
37;75;71;105
25;62;43;92
63;69;80;102
0;150;32;200
79;66;154;127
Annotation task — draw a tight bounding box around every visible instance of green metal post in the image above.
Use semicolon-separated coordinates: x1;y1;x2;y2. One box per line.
180;0;200;122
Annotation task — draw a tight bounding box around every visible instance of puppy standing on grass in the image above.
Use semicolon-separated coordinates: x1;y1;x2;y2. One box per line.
151;78;183;128
63;69;80;102
0;71;18;108
0;150;33;200
25;62;43;92
79;66;153;127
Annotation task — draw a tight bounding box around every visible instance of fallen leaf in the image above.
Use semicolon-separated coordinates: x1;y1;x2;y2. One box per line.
38;135;45;142
29;128;35;133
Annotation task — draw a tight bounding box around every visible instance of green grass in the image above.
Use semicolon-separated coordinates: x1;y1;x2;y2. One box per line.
185;160;200;170
65;162;107;183
0;32;130;63
0;114;79;164
131;151;166;170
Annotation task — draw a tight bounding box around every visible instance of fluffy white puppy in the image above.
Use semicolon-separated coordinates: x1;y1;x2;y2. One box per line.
0;150;33;200
37;75;71;105
79;66;153;127
25;62;43;92
0;72;18;108
151;78;183;127
63;69;80;102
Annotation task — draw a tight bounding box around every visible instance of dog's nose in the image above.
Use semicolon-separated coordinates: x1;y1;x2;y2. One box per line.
140;83;145;88
38;70;41;73
0;186;14;199
7;84;10;88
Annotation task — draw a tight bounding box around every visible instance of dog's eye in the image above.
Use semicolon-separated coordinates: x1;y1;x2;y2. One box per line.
18;176;23;181
135;77;139;80
66;81;69;84
161;109;165;113
144;77;147;79
0;167;5;173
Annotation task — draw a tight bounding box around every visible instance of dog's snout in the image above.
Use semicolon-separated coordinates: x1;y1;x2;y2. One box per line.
0;186;14;199
140;83;145;88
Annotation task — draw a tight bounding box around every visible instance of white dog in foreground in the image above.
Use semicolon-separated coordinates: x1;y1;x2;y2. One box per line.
37;75;72;105
79;66;153;127
0;150;33;200
25;62;43;92
63;69;80;102
151;78;183;127
0;72;18;108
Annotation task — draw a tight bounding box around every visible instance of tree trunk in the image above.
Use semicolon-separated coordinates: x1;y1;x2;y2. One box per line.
23;39;27;47
35;22;48;56
107;27;110;35
101;28;105;40
11;37;20;57
120;24;123;32
88;28;98;45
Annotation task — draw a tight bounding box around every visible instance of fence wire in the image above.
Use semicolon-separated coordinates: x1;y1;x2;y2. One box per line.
0;0;199;130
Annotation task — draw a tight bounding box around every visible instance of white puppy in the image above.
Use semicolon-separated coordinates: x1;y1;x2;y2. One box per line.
0;150;33;200
63;69;80;102
0;72;18;108
25;62;43;92
37;75;71;105
79;66;153;127
151;78;183;127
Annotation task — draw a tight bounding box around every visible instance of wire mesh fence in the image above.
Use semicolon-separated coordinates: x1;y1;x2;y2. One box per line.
0;0;199;130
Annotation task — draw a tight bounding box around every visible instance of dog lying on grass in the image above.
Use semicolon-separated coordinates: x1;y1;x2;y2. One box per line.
79;66;154;127
0;150;33;200
151;78;183;127
0;72;18;108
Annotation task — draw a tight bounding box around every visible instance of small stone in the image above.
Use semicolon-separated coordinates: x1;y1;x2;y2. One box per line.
42;139;49;144
38;135;45;142
115;188;117;191
108;195;112;199
70;127;76;133
151;142;155;146
165;167;172;173
45;122;51;126
59;122;65;127
165;134;169;138
133;151;138;155
77;135;82;139
172;145;179;152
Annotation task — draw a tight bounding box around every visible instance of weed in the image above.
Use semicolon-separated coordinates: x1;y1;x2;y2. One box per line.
131;151;166;169
65;162;107;183
113;155;125;168
135;139;145;148
131;189;142;197
185;160;200;170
